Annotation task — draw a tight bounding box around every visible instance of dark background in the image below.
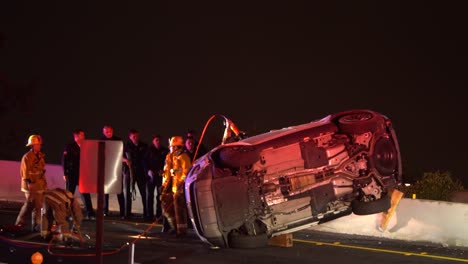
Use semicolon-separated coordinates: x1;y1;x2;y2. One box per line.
1;2;466;186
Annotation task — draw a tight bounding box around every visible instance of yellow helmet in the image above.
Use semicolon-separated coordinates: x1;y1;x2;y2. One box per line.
169;136;184;147
26;135;42;146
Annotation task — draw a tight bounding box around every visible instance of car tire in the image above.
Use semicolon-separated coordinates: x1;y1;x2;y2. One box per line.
228;233;268;249
351;195;391;215
217;146;260;168
370;136;398;176
338;111;383;134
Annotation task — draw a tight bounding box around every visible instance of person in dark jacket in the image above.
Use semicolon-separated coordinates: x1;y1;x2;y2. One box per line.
183;136;196;162
186;129;207;161
143;134;169;221
62;129;95;220
123;129;149;219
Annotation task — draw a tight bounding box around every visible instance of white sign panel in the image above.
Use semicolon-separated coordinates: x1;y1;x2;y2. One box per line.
79;140;123;194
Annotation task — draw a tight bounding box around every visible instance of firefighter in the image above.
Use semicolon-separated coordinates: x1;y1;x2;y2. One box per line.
15;135;48;231
40;188;83;240
161;136;192;237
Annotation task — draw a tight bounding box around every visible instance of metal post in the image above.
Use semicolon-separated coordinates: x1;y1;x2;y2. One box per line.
128;242;135;264
31;210;35;232
96;141;105;264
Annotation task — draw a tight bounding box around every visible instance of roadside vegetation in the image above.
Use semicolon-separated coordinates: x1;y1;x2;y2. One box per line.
401;171;464;201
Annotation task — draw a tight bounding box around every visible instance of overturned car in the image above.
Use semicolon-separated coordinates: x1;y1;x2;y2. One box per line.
185;109;402;248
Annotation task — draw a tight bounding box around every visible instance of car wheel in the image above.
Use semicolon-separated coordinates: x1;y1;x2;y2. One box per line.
228;232;268;249
370;136;398;176
217;146;260;168
338;111;383;134
351;195;391;215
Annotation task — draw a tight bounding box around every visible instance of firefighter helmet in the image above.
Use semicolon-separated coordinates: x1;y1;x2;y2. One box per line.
26;135;42;146
169;136;184;147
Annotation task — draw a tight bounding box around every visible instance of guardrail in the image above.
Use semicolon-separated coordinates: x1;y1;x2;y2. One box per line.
0;160;136;214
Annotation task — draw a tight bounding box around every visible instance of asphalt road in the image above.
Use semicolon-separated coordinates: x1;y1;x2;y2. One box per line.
0;202;466;264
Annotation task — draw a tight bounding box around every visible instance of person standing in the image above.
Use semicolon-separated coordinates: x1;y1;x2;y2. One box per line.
186;129;207;161
183;137;196;162
62;129;96;220
123;129;148;219
161;136;192;237
100;125;126;218
15;135;48;231
143;134;169;222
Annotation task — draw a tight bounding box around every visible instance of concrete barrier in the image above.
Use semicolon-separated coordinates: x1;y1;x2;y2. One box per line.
0;160;141;215
451;191;468;203
1;160;466;247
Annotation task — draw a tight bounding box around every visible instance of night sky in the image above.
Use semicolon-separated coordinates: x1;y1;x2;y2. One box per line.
1;2;467;186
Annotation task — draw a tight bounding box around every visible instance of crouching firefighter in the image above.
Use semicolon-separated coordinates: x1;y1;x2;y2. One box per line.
161;136;192;237
40;188;83;240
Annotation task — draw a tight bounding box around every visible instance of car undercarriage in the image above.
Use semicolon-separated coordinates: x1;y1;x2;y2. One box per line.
185;110;402;248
